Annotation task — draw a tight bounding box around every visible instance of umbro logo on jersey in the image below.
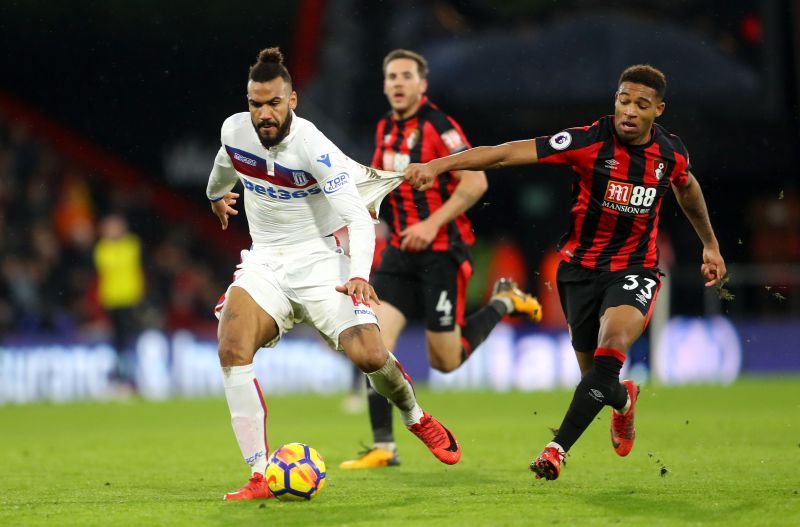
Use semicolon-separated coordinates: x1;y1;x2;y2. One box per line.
316;153;332;167
605;159;620;170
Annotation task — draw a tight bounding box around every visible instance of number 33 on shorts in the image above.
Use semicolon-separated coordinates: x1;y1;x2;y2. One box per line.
621;274;658;308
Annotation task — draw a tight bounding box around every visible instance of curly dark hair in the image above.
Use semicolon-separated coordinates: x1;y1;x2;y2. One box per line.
248;47;292;86
619;65;666;100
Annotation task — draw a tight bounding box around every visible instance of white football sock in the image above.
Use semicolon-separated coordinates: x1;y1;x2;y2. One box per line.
374;441;396;452
366;352;423;427
546;441;566;455
492;295;514;314
221;364;268;475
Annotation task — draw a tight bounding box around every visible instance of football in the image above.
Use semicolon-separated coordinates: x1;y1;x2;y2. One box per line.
265;443;327;501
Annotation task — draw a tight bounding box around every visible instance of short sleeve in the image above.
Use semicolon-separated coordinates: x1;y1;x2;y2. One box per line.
425;110;472;158
671;136;691;187
534;123;600;165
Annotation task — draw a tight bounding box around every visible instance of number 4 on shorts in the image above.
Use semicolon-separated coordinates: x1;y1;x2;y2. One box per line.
436;291;453;317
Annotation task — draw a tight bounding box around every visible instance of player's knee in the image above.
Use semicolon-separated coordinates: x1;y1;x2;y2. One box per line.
426;334;461;373
341;324;387;372
352;346;387;373
598;321;634;352
597;334;630;353
217;338;253;367
427;347;460;373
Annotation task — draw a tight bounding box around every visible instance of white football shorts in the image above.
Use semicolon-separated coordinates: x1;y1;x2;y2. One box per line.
214;236;379;350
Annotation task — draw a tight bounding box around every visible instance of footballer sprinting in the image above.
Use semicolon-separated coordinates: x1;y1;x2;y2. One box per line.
342;48;542;470
405;64;726;480
207;46;462;501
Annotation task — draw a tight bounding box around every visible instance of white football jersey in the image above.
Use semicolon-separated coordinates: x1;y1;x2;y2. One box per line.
207;111;400;280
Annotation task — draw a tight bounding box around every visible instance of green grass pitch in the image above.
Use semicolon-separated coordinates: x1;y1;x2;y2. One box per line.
1;377;798;526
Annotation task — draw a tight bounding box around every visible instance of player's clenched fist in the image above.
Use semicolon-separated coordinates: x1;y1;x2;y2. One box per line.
211;192;240;230
404;162;438;191
701;245;727;287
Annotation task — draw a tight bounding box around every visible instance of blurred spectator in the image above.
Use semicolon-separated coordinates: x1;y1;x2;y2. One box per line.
0;110;234;342
53;171;95;249
750;192;800;263
93;214;145;383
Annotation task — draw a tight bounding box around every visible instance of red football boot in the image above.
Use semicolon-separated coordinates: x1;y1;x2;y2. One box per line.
407;412;461;465
223;472;274;501
529;446;566;481
611;380;640;457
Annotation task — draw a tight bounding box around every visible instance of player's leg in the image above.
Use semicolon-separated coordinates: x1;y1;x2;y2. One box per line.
574;349;594;376
216;250;296;500
549;306;643;455
532;268;660;479
301;242;460;465
341;245;416;468
423;251;542;372
340;300;406;469
217;285;282;500
604;269;662;456
339;323;460;465
531;263;601;480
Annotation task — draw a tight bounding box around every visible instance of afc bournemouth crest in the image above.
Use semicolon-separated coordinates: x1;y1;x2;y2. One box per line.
654;160;666;181
406;128;420;150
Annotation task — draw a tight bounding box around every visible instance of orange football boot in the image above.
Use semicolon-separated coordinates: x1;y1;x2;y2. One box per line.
223;472;274;501
407;412;461;465
530;446;566;480
611;380;640;457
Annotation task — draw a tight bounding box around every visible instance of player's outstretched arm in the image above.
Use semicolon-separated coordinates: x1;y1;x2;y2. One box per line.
405;139;539;190
672;172;727;286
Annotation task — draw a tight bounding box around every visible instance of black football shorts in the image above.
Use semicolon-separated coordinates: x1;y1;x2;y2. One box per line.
556;260;662;352
372;245;472;331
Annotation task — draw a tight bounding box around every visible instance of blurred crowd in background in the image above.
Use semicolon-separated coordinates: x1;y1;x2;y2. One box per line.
0;116;227;342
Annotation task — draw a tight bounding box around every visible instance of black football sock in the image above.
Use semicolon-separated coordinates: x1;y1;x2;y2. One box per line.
366;375;394;445
552;350;628;452
459;300;506;362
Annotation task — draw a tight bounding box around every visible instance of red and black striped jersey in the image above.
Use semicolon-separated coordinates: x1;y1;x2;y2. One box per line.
535;115;691;271
371;96;475;251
